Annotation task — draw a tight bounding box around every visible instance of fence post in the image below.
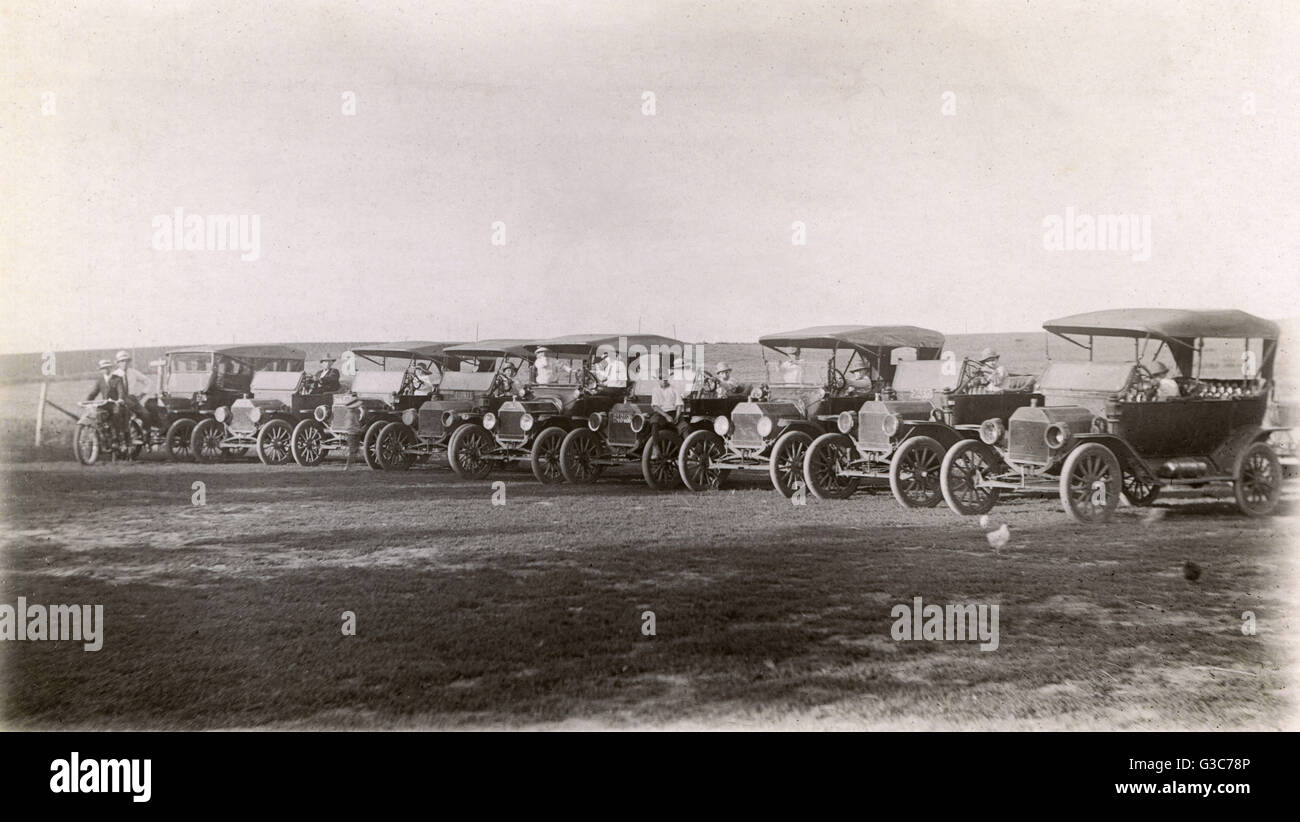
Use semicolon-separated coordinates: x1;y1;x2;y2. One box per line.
35;381;48;447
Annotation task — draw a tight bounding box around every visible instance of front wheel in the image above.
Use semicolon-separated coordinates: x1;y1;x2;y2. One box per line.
256;419;293;465
1233;441;1282;517
769;430;813;498
163;418;196;461
803;433;861;500
190;417;226;463
940;439;1001;515
678;429;729;491
290;419;327;467
73;424;101;465
530;427;566;484
641;429;683;490
448;423;494;480
376;422;417;471
559;428;605;484
362;420;387;470
1059;442;1121;523
889;435;945;508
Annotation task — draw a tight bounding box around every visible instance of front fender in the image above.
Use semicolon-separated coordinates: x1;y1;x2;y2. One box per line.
898;421;964;449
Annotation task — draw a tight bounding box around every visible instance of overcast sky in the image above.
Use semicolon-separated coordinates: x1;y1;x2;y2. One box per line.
2;0;1297;354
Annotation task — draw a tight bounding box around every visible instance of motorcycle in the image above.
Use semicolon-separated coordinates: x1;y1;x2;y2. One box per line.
74;400;158;465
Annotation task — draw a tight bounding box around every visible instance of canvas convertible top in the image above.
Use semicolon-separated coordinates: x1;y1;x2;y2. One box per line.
759;325;945;353
349;341;462;359
443;339;534;358
525;334;685;355
165;344;307;360
1044;309;1279;343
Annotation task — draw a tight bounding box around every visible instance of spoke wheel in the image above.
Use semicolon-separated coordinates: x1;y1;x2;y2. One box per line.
163;418;196;461
448;423;494;480
362;421;386;470
190;417;226;463
803;433;861;500
678;430;728;491
256;419;293;465
377;422;416;471
641;429;683;490
940;439;1002;515
73;425;101;465
530;427;566;484
889;435;944;508
1121;467;1161;506
290;419;326;467
560;429;605;484
1059;442;1121;523
1234;441;1282;517
769;430;813;498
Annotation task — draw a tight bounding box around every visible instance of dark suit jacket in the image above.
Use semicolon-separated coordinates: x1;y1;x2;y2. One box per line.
86;374;126;402
314;367;341;392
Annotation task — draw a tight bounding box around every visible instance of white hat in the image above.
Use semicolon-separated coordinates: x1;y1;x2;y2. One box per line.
534;346;550;354
115;350;131;362
979;347;999;362
97;359;113;369
715;362;731;373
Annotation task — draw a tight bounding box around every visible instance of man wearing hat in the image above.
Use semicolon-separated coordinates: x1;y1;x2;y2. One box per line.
533;346;571;385
844;362;876;394
113;350;159;440
85;359;118;402
312;356;341;393
592;349;627;390
1145;361;1180;400
968;347;1007;394
713;362;743;397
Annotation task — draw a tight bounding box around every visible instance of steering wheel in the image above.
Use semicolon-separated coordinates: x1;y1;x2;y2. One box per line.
700;370;719;395
1131;364;1153;387
578;368;599;392
491;372;513;396
828;368;847;393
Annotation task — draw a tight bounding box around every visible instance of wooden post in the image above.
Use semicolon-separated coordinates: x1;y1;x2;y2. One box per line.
35;381;48;447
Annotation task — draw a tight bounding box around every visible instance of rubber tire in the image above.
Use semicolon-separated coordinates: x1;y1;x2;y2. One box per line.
559;428;605;484
641;429;683;491
290;419;327;467
73;424;100;466
769;430;813;498
678;429;729;491
940;439;1002;516
164;418;196;461
191;417;226;463
256;419;293;465
1121;466;1161;506
1059;442;1121;523
447;423;494;480
376;422;417;471
530;427;567;484
803;432;861;500
889;435;945;508
1233;441;1282;517
362;420;386;470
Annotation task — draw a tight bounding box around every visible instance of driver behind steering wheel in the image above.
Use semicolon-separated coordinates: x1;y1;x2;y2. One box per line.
844;363;875;395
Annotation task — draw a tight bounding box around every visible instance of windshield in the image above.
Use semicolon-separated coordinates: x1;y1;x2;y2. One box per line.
166;372;211;394
765;358;825;387
893;360;960;396
1038;362;1135;394
532;355;587;386
350;370;406;395
168;352;213;373
251;371;304;392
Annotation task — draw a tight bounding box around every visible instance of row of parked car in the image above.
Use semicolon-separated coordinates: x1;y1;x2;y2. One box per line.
75;308;1291;524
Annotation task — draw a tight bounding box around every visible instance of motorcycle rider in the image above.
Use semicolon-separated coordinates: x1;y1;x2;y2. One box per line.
87;357;129;450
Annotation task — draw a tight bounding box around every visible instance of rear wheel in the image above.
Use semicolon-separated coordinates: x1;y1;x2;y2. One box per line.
641;429;683;490
190;417;226;463
126;419;145;460
256;419;293;465
448;423;494;480
890;435;944;508
1059;442;1121;523
678;429;729;491
290;419;326;467
376;422;417;470
1233;441;1282;517
530;427;566;484
804;433;861;500
1121;465;1161;506
164;418;196;461
769;430;813;498
940;439;1001;515
362;420;386;470
73;424;101;465
559;428;605;484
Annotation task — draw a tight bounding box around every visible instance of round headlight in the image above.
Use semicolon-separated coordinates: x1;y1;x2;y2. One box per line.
881;414;901;437
1044;423;1071;449
836;411;854;434
588;412;605;431
249;407;263;424
314;405;329;422
520;413;535;432
756;416;774;438
713;416;730;436
402;409;417;427
442;411;455;427
979;418;1004;445
483;412;497;430
214;406;229;423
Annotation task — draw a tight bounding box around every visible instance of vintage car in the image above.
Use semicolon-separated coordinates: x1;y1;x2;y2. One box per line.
289;342;459;467
205;370;336;465
677;325;945;497
557;349;750;490
802;353;1039;507
940;309;1288;522
373;339;532;470
447;333;682;483
157;345;306;460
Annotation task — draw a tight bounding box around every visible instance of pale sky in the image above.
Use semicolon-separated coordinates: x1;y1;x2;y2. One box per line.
2;0;1297;354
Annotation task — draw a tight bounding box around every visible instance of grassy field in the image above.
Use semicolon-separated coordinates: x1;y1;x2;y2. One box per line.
1;460;1294;730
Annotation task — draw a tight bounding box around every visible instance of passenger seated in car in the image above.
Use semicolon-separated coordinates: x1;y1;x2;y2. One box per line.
966;348;1007;394
534;346;572;385
1144;362;1180;400
844;363;876;394
778;348;803;383
413;364;438;393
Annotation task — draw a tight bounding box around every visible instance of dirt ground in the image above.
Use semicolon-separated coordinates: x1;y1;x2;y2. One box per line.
1;455;1295;730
